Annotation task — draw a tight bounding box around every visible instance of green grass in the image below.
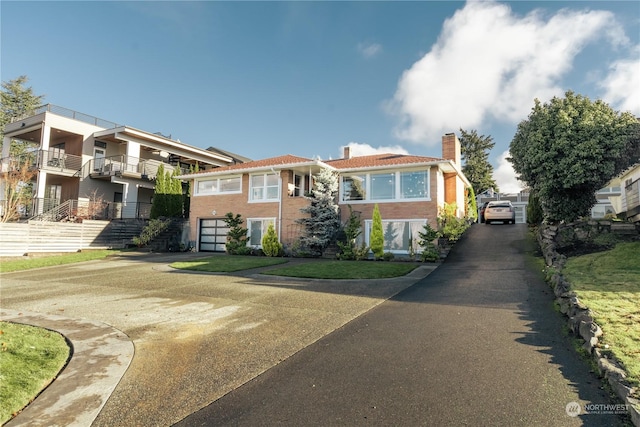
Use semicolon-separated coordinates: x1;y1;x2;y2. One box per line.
0;322;70;424
563;242;640;391
0;250;126;273
171;255;288;272
263;260;420;279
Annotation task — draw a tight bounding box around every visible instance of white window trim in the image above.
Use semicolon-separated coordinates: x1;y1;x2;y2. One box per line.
340;168;431;203
194;175;242;196
247;217;276;248
249;172;281;203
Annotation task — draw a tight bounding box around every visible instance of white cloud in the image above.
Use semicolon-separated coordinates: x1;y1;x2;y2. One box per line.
339;141;408;158
387;1;625;146
599;45;640;115
493;150;524;194
357;42;383;59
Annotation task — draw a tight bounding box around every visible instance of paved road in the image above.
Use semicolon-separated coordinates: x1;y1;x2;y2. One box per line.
176;224;627;426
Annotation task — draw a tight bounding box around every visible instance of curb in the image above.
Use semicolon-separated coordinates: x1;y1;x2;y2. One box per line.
1;310;134;427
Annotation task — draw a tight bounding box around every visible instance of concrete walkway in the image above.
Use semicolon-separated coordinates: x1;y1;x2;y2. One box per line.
1;252;436;426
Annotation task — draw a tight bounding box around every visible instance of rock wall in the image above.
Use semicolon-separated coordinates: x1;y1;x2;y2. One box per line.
537;222;639;426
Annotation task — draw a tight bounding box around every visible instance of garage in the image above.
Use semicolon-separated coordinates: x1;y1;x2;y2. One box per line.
199;218;229;252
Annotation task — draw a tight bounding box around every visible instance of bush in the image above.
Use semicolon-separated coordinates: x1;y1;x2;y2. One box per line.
132;218;171;247
370;204;384;259
223;212;251;255
261;223;283;257
438;203;469;242
382;252;395;261
418;222;440;262
527;192;544;225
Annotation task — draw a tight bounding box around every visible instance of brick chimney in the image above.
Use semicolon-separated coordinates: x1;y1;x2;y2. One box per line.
343;146;352;159
442;133;461;165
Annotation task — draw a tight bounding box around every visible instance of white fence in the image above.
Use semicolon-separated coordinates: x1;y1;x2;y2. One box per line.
0;220;140;257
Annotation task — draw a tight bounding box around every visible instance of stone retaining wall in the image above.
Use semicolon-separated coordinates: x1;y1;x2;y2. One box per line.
537;222;639;426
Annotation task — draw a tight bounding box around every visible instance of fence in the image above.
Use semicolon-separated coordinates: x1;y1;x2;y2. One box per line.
0;219;146;256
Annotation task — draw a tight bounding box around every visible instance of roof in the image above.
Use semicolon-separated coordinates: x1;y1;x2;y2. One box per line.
176;154;326;179
325;153;444;170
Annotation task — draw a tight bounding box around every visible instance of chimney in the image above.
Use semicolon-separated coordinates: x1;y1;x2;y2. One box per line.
442;133;461;165
343;146;352;159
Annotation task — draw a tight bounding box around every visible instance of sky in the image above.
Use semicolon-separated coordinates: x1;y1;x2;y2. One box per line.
2;1;639;193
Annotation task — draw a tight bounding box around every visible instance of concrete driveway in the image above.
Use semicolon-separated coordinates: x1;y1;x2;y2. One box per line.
0;252;435;426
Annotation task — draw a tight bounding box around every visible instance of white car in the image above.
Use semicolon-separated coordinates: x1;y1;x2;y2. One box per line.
484;201;516;224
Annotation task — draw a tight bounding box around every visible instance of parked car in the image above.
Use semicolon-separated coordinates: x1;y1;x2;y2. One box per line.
479;202;489;223
484;201;516;224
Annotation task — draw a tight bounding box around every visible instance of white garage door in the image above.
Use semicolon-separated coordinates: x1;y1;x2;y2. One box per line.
199;218;229;252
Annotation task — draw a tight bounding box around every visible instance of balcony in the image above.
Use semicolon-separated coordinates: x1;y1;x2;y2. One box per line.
89;155;189;180
3;149;83;176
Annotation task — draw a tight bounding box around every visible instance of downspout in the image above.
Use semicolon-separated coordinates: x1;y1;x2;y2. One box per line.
271;167;282;242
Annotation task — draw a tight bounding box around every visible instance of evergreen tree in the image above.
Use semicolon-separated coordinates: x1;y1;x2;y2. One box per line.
1;76;44;156
261;223;282;257
459;129;499;195
370;204;384;259
297;168;341;256
509;91;639;222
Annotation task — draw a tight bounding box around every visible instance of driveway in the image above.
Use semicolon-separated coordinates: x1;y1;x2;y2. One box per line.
176;224;627;426
0;252;434;426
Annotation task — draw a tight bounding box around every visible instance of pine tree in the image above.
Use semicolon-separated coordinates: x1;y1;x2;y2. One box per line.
370;204;384;259
459;129;499;195
1;76;45;157
297;168;341;256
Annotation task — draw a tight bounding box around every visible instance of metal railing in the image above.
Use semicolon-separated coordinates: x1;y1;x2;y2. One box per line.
88;155;189;178
27;198;154;221
11;104;120;129
3;149;83;173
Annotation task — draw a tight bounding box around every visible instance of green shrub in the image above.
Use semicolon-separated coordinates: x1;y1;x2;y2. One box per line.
438;203;468;242
527;192;544;225
261;223;283;257
370;204;384;259
132;218;171;247
223;212;251;255
418;221;440;262
382;252;395;261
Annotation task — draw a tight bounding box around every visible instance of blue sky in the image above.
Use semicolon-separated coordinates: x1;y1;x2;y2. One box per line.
2;1;639;192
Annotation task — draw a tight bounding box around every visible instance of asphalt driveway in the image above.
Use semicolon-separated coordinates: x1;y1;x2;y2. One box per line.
177;224;627;426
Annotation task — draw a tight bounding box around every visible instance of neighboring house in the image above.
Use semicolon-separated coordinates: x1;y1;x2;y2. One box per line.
1;104;243;221
179;133;471;255
608;163;640;222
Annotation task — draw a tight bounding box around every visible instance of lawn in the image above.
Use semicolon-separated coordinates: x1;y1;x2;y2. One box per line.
171;256;421;279
0;250;125;273
0;322;70;424
563;241;640;392
171;255;288;272
263;260;420;279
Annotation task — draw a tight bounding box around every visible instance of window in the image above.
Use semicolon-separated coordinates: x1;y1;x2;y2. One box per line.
247;218;276;246
342;174;366;201
195;176;241;196
365;219;426;253
400;171;428;199
250;173;279;201
341;169;430;202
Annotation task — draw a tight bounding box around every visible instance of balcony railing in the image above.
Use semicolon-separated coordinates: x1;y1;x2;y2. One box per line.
11;104;120;129
89;155;189;178
3;149;83;174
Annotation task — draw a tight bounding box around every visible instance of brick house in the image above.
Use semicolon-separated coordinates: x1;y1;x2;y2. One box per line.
180;133;470;255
